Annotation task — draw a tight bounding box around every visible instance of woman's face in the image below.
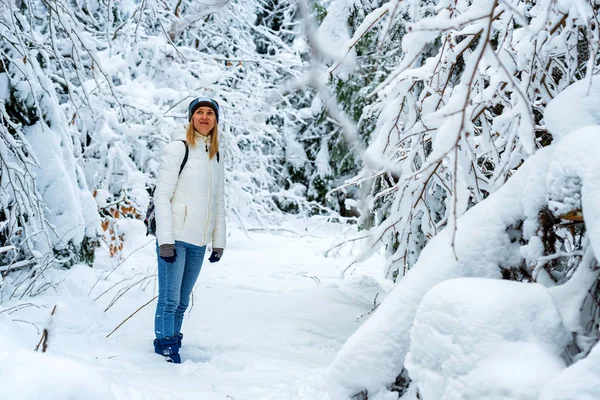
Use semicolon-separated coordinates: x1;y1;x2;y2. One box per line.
192;106;216;136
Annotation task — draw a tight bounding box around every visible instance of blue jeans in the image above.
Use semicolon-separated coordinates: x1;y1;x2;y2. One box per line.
154;240;206;339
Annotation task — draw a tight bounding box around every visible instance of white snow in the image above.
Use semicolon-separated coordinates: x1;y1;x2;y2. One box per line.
0;217;388;400
539;341;600;400
316;137;333;178
285;131;309;170
25;121;99;250
443;341;564;400
0;349;115;400
406;278;569;400
316;0;357;77
0;72;8;100
544;76;600;141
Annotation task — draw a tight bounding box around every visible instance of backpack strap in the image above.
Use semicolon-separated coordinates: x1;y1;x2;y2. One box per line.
217;151;220;163
178;140;189;175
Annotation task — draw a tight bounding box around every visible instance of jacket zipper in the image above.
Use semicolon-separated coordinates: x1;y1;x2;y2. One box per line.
203;147;213;243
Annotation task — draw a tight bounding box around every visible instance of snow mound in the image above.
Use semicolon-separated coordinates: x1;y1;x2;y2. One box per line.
405;278;569;400
0;312;28;348
444;341;564;400
544;75;600;141
0;350;115;400
338;275;391;309
539;341;600;400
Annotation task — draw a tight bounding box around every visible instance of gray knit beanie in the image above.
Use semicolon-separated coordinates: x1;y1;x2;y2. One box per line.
188;97;219;122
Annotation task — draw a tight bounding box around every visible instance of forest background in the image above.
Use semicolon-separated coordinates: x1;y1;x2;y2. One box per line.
2;0;600;399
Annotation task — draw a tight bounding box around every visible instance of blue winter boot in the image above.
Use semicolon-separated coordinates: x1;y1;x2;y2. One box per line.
153;337;181;364
177;333;183;348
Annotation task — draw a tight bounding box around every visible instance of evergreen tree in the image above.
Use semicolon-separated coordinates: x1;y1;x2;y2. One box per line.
284;0;409;219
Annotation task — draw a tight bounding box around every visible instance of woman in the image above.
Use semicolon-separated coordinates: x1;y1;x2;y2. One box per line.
152;97;226;363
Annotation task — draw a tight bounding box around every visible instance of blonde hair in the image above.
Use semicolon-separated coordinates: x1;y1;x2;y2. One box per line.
185;123;219;160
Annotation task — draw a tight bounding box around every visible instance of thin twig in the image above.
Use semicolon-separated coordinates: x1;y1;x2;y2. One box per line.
106;296;157;338
0;302;41;314
89;238;154;296
34;305;56;353
324;235;371;257
357;293;381;320
104;275;155;312
12;319;40;334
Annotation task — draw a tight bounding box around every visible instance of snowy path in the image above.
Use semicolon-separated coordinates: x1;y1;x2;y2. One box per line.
2;219;388;400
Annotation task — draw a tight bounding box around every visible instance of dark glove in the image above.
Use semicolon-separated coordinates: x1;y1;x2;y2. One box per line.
159;244;177;263
209;248;223;263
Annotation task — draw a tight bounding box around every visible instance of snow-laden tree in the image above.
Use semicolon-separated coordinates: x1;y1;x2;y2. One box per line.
0;0;101;299
328;77;600;399
321;0;599;279
0;0;306;299
317;0;600;398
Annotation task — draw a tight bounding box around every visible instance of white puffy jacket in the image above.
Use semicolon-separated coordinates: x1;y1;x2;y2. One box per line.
154;138;226;249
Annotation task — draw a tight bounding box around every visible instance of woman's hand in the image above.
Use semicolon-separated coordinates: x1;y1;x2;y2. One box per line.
159;243;177;263
209;248;223;263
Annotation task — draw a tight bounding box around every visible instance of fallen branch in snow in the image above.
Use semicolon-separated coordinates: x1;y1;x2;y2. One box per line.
341;260;359;279
34;305;56;353
106;296;157;339
104;275;155;312
93;274;139;302
324;234;370;257
357;293;380;321
12;319;40;334
88;238;154;297
0;302;40;314
34;329;48;353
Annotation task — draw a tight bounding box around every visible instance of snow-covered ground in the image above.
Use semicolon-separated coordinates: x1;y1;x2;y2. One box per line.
0;218;390;400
